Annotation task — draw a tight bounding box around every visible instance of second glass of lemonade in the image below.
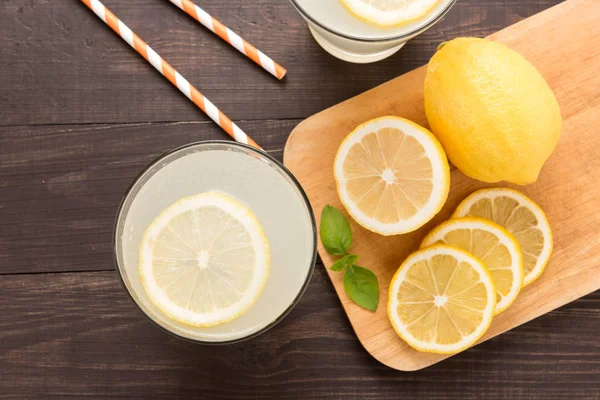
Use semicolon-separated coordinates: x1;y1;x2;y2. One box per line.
290;0;456;63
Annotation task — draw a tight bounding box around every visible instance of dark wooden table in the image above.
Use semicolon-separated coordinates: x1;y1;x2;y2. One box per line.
1;0;599;398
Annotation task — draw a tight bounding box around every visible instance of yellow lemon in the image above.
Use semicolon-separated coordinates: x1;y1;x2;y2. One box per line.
334;116;450;236
388;245;496;354
139;192;270;327
424;37;562;185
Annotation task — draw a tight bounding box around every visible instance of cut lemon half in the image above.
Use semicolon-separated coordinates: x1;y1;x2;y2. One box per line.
453;188;552;287
420;217;523;315
334;116;450;236
388;245;496;354
139;192;270;327
340;0;440;27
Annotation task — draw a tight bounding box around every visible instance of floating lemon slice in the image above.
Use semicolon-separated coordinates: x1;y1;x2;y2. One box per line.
421;217;524;315
139;192;270;327
334;116;450;236
453;188;552;287
388;245;496;354
340;0;440;27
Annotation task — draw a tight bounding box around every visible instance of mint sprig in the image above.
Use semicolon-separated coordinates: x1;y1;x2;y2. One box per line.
320;205;379;312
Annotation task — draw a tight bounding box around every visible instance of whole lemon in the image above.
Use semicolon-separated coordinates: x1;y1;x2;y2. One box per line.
424;37;562;185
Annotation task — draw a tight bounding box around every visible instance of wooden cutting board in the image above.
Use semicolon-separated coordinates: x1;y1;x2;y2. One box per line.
283;0;600;371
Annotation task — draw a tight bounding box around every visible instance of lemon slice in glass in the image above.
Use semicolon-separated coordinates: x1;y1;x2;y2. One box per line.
139;192;270;327
388;245;496;354
340;0;440;27
453;188;552;287
421;217;524;315
334;116;450;236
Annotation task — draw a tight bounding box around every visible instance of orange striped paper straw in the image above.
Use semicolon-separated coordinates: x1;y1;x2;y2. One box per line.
168;0;287;80
80;0;261;149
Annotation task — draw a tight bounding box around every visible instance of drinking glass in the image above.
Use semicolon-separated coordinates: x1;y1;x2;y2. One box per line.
114;141;317;343
290;0;457;63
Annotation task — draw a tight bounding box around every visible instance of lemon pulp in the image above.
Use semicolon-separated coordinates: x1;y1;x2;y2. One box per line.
388;245;496;354
453;188;552;286
139;192;270;327
334;116;450;236
421;217;524;314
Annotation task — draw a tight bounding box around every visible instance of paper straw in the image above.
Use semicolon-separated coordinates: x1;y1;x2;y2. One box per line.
168;0;287;80
80;0;261;149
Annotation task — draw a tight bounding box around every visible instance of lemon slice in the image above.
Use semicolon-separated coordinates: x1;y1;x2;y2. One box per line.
139;192;270;327
340;0;439;27
388;245;496;354
420;217;523;315
453;188;552;287
334;116;450;236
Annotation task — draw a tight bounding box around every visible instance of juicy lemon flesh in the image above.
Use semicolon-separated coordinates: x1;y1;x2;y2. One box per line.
393;251;493;351
363;0;435;12
152;207;256;314
335;116;450;236
341;0;439;27
421;219;523;314
343;127;434;224
140;193;269;327
459;196;545;283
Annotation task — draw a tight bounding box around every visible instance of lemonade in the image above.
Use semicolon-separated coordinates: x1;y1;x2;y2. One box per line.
114;142;316;342
291;0;456;63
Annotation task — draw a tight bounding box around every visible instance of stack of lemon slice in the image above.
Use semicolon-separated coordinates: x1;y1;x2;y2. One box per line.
453;189;553;288
333;116;553;354
388;188;552;354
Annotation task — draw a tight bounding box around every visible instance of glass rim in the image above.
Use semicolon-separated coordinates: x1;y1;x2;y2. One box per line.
289;0;457;43
113;140;318;345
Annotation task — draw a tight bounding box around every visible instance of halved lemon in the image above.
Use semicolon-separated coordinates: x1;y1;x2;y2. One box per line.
453;188;552;287
334;116;450;236
420;217;523;315
340;0;440;27
388;245;496;354
139;192;270;327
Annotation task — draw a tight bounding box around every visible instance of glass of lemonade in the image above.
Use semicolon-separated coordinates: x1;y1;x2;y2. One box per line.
290;0;456;63
114;141;317;343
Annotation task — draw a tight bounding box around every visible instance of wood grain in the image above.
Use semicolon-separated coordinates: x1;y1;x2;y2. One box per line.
0;270;598;399
284;0;600;370
0;0;562;126
0;119;299;275
1;0;599;397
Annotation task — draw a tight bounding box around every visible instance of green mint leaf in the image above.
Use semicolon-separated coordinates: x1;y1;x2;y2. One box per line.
344;265;379;312
330;254;359;272
320;205;352;255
